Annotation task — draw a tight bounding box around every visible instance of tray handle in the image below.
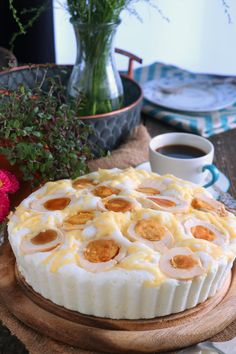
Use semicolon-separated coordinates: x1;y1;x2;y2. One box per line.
115;48;143;79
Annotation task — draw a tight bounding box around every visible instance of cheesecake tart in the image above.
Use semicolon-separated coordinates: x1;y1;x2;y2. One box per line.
8;168;236;319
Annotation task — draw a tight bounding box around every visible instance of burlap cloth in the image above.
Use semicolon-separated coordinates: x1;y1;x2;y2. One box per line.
0;125;235;354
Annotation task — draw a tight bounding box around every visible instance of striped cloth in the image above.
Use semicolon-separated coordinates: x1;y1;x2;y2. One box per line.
133;62;236;137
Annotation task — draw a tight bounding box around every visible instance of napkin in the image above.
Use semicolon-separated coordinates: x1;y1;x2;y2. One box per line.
134;62;236;137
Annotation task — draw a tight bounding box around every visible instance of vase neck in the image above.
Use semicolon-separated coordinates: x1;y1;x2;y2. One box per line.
71;20;121;31
73;21;120;62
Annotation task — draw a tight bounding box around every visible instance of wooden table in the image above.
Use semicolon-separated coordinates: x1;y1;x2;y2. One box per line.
0;116;235;354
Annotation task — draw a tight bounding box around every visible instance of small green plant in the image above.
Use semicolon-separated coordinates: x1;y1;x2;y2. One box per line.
0;75;94;187
8;0;47;50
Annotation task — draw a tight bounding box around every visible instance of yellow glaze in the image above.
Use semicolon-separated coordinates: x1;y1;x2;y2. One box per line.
119;250;165;286
43;245;78;272
93;212;129;238
45;180;72;195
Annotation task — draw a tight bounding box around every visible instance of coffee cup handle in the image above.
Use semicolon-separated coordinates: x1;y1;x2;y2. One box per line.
202;164;220;188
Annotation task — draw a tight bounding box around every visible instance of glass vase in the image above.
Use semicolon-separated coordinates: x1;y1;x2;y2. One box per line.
67;21;124;116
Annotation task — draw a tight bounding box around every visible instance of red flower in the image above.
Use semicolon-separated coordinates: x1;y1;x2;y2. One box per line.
0;169;20;194
0;193;10;222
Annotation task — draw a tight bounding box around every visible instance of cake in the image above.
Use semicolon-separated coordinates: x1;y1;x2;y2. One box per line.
8;168;236;319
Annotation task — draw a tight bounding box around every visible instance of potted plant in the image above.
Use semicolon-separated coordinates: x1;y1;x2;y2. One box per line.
0;77;94;204
66;1;127;116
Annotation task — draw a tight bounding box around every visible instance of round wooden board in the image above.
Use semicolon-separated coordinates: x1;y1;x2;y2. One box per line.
0;241;236;354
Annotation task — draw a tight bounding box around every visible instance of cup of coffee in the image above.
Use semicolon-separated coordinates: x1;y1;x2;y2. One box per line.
149;132;220;187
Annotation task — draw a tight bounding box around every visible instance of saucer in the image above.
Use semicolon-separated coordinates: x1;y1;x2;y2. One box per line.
136;162;230;199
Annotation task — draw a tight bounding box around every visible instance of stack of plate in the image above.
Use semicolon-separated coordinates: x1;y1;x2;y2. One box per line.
142;74;236;113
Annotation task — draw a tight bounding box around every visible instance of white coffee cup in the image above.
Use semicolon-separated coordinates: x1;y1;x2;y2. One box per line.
149;132;220;187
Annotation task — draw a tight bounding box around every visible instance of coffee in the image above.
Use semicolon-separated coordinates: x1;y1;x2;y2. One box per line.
156;145;205;159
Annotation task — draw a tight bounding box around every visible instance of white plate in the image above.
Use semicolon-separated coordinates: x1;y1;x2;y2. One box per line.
136;162;230;200
143;78;236;113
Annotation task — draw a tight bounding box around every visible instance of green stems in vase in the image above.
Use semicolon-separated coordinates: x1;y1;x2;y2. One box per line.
66;0;141;116
67;21;123;116
67;0;131;24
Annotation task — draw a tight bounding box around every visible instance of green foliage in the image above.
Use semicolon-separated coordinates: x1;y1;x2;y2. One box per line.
0;77;94;187
67;0;156;24
8;0;47;50
67;0;130;23
8;0;26;35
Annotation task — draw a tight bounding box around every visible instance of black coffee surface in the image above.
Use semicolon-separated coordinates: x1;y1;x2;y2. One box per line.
156;145;205;159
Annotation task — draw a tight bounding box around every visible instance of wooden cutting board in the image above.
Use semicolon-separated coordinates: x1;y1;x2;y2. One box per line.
0;241;235;354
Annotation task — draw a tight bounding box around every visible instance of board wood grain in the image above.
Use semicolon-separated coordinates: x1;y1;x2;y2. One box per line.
0;241;235;354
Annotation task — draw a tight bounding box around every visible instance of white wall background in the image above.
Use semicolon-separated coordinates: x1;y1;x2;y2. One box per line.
53;0;236;75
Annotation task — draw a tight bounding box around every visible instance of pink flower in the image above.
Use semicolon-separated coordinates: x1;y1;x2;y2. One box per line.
0;193;10;222
0;169;20;194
